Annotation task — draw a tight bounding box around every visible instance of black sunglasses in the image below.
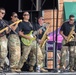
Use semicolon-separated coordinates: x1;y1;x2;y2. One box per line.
0;11;5;15
13;16;18;18
23;14;29;16
42;19;44;20
70;18;74;21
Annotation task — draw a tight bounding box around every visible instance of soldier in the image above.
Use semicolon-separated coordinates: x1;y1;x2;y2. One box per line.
33;16;48;67
8;12;21;72
60;15;76;72
0;8;9;71
18;11;47;72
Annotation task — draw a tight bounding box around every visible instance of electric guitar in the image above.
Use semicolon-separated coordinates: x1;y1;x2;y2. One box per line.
21;23;48;46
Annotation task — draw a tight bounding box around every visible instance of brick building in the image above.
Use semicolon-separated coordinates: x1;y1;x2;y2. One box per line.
43;0;76;33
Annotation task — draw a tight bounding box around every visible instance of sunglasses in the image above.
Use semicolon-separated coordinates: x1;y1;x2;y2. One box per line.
40;19;44;20
23;14;29;16
70;19;74;21
0;11;5;15
13;16;18;18
42;19;44;20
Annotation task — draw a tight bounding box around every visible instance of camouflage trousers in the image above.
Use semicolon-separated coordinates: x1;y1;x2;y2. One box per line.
8;34;21;69
0;35;8;68
40;44;46;67
60;46;76;69
18;41;43;69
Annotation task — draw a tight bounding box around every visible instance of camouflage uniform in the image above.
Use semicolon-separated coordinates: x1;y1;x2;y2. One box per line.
40;44;46;67
60;40;76;69
60;46;68;68
8;34;21;69
18;40;43;69
0;35;8;70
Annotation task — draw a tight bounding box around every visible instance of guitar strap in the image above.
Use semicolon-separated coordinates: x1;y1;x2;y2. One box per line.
1;19;8;27
29;22;33;29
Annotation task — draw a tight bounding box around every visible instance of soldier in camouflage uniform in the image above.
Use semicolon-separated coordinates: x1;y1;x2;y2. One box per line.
8;12;21;72
0;8;9;71
60;15;76;72
33;16;48;70
18;11;47;72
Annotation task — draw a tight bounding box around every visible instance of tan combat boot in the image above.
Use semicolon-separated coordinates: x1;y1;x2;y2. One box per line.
40;68;48;72
11;68;16;72
16;68;21;72
70;67;74;72
0;67;3;71
29;66;34;72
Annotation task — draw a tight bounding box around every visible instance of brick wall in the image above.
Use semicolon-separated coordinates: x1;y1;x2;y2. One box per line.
64;0;76;1
43;0;76;33
43;0;64;33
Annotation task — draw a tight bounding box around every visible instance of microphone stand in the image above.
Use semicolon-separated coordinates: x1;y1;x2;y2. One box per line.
35;17;38;72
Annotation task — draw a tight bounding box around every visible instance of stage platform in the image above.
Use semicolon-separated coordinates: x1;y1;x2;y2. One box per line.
0;72;76;75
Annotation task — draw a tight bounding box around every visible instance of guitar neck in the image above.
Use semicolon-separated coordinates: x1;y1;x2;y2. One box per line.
33;25;47;36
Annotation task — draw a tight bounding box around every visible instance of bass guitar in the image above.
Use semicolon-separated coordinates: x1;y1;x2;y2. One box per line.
21;23;48;46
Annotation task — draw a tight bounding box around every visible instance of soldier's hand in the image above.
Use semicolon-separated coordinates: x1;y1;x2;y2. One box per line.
38;39;42;44
19;31;24;35
39;29;42;34
64;36;68;40
47;36;50;40
25;36;32;40
72;31;76;35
